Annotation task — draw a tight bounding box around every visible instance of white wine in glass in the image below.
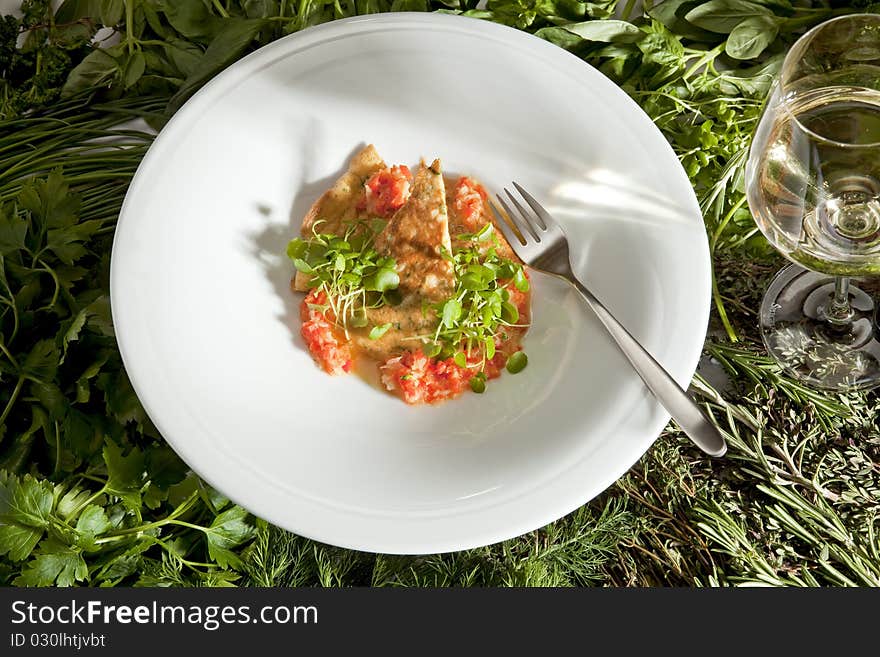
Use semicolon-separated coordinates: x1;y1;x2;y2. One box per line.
746;14;880;390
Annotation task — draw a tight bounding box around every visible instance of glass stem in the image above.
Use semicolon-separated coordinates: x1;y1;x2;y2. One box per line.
825;276;854;325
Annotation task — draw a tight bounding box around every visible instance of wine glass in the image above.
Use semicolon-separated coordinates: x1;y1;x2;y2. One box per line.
745;13;880;391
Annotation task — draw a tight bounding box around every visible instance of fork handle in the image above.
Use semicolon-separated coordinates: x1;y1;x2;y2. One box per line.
571;280;727;457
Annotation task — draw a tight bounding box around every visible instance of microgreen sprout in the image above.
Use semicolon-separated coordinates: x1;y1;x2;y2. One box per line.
505;351;528;374
288;217;530;386
287;220;400;336
427;223;530;369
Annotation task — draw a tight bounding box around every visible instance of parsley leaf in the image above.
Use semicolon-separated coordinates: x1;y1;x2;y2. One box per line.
14;538;88;587
0;204;27;252
75;505;112;550
103;441;146;511
204;506;256;571
0;472;54;561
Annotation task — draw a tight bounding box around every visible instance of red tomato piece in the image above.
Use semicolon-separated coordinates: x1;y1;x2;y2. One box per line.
380;349;477;405
362;165;413;218
453;176;488;229
300;290;353;375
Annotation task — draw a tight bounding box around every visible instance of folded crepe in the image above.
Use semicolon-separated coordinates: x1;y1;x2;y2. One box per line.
374;158;454;301
294;146;455;302
300;144;385;237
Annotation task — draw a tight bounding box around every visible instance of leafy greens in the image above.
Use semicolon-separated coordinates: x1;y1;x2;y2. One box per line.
2;0;879;587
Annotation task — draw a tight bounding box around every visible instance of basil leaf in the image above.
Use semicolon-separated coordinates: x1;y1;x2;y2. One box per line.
101;0;125;27
123;51;146;90
168;19;267;113
562;19;645;43
61;49;119;97
725;15;780;60
685;0;773;34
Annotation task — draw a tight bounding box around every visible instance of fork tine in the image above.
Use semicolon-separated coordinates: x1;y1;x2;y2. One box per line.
502;189;542;242
511;182;554;232
489;199;526;249
504;189;543;240
495;193;536;246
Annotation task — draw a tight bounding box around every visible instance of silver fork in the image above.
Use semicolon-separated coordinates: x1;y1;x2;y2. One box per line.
491;182;727;458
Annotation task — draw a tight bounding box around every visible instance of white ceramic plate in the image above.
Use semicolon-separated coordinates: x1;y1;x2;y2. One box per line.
111;13;710;554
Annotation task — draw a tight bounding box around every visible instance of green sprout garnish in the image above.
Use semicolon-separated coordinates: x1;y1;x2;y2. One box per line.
369;323;392;340
426;222;530;368
289;218;530;390
505;351;528;374
469;372;487;393
287;220;400;336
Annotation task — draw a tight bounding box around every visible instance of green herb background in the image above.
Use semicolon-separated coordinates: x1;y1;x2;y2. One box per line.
1;0;878;587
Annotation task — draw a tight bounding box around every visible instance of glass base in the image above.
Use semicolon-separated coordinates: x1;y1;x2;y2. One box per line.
759;264;880;391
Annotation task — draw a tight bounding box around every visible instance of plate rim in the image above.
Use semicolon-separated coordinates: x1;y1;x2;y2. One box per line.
110;12;712;554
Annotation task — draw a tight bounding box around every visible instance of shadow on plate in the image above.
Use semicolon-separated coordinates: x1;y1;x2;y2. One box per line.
246;141;370;357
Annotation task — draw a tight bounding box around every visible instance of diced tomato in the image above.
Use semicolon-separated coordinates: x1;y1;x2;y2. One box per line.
300;290;353;376
360;165;413;217
453;176;488;229
379;342;520;405
380;349;476;405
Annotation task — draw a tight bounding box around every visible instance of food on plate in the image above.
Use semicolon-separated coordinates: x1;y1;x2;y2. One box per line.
287;144;531;404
